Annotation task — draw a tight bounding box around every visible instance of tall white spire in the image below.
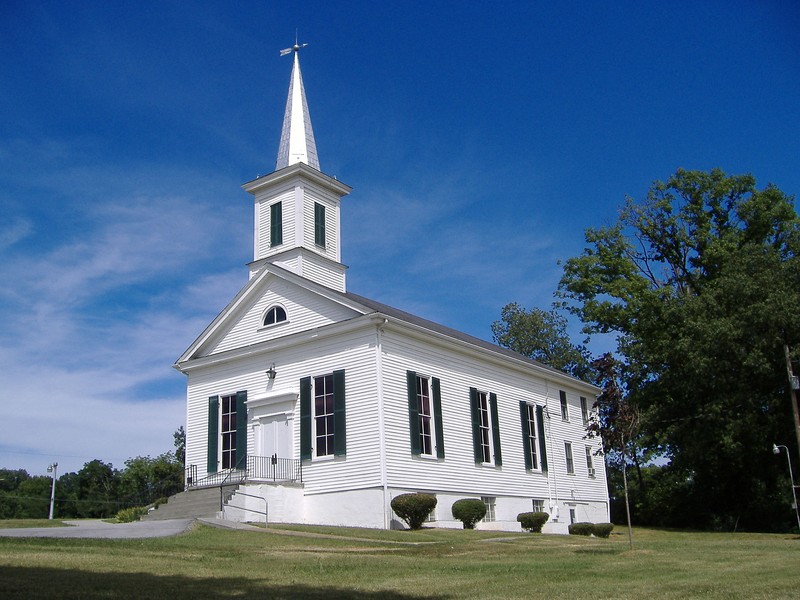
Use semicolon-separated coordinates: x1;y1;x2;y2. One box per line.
275;44;320;171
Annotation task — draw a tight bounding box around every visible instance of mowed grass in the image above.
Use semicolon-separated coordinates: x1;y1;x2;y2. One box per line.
0;519;67;529
0;523;798;599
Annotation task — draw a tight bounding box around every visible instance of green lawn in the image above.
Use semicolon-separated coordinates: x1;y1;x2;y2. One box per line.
0;524;797;599
0;519;68;529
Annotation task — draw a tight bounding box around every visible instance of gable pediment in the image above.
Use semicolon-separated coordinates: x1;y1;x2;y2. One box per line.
176;264;367;365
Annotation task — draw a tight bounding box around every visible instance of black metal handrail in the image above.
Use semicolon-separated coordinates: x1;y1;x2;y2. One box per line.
224;490;269;526
246;455;302;483
185;455;302;490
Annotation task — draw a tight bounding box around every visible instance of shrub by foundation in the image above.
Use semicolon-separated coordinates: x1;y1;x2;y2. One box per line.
592;523;614;538
391;493;437;530
517;511;549;533
451;498;487;529
568;522;595;536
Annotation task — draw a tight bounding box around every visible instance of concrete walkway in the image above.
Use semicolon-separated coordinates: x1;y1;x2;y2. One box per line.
0;518;195;539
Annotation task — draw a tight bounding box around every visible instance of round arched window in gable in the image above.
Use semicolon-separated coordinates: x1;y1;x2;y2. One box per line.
263;305;287;327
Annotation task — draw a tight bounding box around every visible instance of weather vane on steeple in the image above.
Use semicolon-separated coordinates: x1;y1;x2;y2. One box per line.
279;31;308;56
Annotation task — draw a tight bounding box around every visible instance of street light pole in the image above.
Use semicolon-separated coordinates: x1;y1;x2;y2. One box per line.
46;462;58;520
772;444;800;533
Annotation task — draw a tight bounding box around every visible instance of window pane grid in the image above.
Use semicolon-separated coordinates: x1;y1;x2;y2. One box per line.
478;392;491;463
417;377;433;455
221;394;237;470
526;404;539;469
585;446;593;470
481;496;496;522
565;442;575;474
315;375;334;457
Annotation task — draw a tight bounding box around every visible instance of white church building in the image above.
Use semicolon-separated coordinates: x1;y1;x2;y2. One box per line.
175;46;609;532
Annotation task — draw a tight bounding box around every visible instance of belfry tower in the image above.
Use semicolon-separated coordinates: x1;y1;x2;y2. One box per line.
243;44;351;292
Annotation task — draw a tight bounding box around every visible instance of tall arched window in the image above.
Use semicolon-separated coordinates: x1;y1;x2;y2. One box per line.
263;305;287;326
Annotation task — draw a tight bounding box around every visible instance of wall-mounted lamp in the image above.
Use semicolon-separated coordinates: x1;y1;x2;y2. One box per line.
266;363;277;380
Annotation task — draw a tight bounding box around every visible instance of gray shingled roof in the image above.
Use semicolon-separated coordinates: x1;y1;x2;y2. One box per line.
342;290;594;387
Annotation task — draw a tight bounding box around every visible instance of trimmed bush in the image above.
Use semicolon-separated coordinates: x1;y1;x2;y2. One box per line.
115;506;148;523
391;493;437;530
592;523;614;538
451;498;487;529
517;511;549;533
568;522;614;537
568;522;595;536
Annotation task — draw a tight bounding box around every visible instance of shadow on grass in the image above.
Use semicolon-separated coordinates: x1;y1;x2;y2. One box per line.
0;566;448;600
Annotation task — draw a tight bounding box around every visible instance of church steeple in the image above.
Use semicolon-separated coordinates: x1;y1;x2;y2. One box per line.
242;43;351;292
275;44;320;171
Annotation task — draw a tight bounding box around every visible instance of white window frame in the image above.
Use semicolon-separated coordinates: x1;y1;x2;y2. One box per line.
584;446;595;477
261;304;288;329
477;390;493;464
313;374;335;459
481;496;496;522
565;442;575;474
415;375;437;457
532;499;545;513
525;403;539;470
560;390;569;421
580;396;589;424
220;393;237;470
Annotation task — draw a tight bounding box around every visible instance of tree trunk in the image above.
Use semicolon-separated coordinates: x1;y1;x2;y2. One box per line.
622;434;634;550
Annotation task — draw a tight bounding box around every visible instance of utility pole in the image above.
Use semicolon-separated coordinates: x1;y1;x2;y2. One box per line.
46;462;58;520
784;345;800;468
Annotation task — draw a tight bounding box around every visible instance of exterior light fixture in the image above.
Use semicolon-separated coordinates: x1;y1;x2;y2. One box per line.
266;363;277;380
772;443;800;533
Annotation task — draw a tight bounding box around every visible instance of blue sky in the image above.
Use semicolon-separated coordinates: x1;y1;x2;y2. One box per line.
1;1;798;476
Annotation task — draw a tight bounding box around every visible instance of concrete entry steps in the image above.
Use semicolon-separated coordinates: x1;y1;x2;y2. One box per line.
142;485;238;521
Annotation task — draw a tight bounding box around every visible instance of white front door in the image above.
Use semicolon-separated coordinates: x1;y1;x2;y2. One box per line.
259;414;292;459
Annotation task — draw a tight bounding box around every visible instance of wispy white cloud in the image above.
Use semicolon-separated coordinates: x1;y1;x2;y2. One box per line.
0;217;32;250
0;172;252;474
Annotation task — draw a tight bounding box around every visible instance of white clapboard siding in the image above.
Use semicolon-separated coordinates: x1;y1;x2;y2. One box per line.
301;187;339;261
186;324;383;493
377;329;606;504
206;276;360;355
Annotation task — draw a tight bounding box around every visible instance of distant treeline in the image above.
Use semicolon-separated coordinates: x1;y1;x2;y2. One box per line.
0;453;183;519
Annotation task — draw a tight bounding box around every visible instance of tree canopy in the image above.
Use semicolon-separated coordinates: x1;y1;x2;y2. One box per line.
559;168;800;530
491;302;594;379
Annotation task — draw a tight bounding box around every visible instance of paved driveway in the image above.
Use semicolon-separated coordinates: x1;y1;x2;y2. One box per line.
0;519;195;539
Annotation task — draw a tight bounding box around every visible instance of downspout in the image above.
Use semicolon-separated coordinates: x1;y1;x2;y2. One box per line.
545;382;559;521
376;319;389;529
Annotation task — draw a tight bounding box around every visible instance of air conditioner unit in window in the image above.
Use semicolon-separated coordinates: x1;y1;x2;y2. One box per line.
588;467;596;477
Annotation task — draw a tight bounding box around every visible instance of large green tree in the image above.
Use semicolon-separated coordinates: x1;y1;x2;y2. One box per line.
559;168;800;531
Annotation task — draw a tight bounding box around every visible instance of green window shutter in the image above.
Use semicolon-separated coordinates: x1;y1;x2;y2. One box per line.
490;392;502;466
270;202;283;246
235;390;248;470
300;377;312;460
333;369;346;456
520;401;532;470
536;405;548;472
432;377;445;459
207;396;219;474
406;371;421;455
314;203;326;246
470;387;482;464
